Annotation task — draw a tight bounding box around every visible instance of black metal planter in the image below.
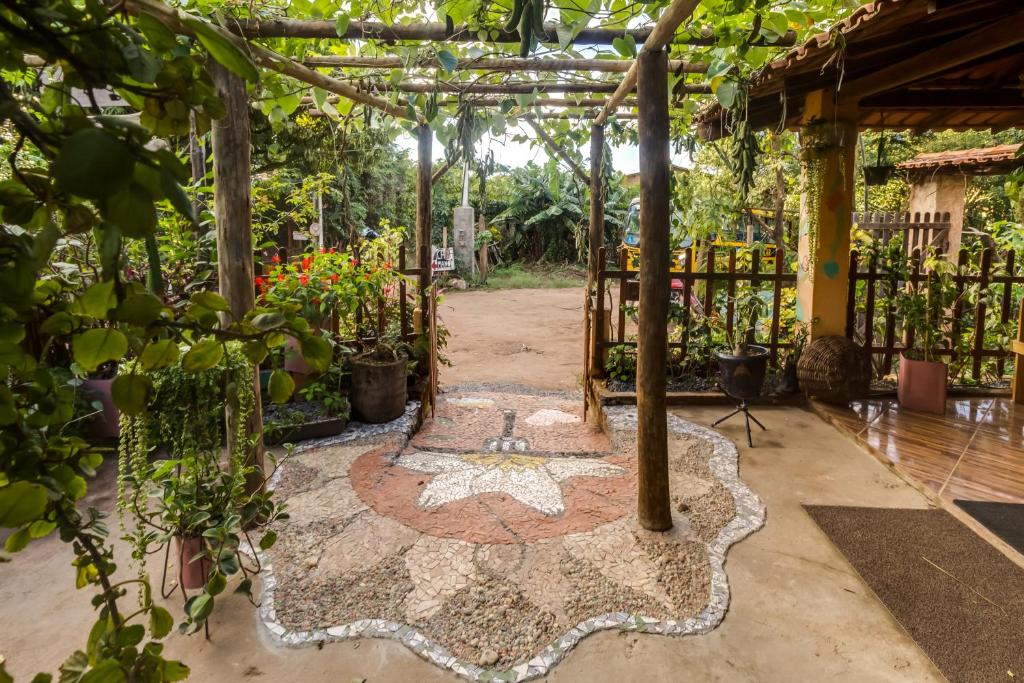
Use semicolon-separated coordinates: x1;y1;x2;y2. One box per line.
713;344;770;447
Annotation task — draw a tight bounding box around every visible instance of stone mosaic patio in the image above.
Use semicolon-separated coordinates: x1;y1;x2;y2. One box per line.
257;388;765;681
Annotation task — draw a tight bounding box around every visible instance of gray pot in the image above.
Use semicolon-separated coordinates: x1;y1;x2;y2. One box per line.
350;353;407;423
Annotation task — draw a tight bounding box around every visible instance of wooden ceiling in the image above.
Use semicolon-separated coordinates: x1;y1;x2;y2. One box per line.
698;0;1024;140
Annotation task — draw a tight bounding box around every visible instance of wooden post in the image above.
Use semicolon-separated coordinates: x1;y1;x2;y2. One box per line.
636;49;672;532
209;61;264;493
797;89;857;340
588;124;605;286
416;124;432;329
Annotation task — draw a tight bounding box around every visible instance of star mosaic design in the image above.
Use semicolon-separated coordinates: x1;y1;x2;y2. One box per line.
396;450;625;516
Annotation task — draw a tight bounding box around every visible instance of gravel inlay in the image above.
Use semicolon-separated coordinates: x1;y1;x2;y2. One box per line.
256;392;766;681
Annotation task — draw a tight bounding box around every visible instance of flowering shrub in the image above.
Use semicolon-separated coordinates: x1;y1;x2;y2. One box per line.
257;247;355;323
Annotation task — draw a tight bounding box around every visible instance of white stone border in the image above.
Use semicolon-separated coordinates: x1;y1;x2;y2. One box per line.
255;400;766;682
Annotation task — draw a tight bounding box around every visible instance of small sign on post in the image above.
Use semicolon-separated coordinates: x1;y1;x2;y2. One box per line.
431;246;455;272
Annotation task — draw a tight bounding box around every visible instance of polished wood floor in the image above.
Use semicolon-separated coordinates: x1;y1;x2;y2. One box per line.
818;397;1024;504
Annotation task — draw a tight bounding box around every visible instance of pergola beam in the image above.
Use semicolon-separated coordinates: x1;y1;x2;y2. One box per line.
126;0;414;121
237;18;795;47
366;81;710;95
523;116;590;185
302;55;707;74
595;0;702;124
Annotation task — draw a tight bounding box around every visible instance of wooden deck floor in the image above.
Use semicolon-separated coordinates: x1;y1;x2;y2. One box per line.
818;397;1024;505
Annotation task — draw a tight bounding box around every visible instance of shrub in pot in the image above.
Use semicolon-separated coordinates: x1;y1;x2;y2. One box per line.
351;342;409;423
119;343;287;633
715;285;770;399
893;251;958;414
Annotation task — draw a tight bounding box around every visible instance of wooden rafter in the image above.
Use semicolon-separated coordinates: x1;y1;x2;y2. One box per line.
236;18;796;48
126;0;415;120
364;81;710;95
595;0;702;124
302;55;707;74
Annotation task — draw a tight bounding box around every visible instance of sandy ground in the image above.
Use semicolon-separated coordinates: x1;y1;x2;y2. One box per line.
439;288;585;392
0;287;945;682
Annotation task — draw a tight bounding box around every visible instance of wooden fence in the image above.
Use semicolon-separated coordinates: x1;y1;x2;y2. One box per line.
853;211;952;254
258;244;427;348
845;247;1024;382
591;245;797;374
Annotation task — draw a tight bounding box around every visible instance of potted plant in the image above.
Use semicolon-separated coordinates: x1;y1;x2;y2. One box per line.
345;227;413;423
894;251;958;414
118;343;286;632
263;365;352;444
715;285;770;399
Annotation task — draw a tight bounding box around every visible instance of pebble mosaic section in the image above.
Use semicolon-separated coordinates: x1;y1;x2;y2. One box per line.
257;391;766;682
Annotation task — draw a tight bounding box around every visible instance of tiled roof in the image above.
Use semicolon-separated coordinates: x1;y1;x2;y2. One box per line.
897;144;1023;173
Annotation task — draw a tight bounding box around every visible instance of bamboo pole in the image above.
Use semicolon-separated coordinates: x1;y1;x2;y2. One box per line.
416;124;433;329
209;61;264;495
523;116;590;185
635;48;672;532
303;94;641;109
303;55;707;74
126;0;414;121
595;0;702;125
236;18;795;47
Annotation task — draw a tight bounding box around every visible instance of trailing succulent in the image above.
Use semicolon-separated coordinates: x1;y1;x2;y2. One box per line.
504;0;546;57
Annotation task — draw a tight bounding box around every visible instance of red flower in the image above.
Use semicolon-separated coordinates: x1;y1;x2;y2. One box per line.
363;273;371;281
254;276;264;286
300;274;309;285
329;247;337;253
330;273;339;282
271;254;281;263
301;257;312;271
277;274;285;282
320;247;327;254
312;297;320;305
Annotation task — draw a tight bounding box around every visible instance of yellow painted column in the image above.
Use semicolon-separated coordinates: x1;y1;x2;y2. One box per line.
797;90;858;339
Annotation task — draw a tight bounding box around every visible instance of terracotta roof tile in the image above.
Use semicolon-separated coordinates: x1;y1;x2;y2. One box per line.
897;144;1023;172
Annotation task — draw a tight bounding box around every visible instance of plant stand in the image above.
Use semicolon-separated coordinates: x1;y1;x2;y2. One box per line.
711;387;766;448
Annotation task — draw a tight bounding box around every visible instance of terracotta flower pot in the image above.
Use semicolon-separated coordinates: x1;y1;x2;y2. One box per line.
350;353;407;424
897;353;947;415
175;536;211;590
82;377;119;439
283;336;313;375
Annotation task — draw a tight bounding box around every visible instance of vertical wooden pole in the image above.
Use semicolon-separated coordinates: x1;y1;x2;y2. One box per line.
416;124;433;331
189;112;206;222
588;124;605;286
210;62;264;493
797;89;857;340
636;48;672;532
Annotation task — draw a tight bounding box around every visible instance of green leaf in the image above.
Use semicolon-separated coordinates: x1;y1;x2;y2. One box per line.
72;328;128;372
111;374;152;415
299;335;331;373
334;12;351;36
184;593;214;622
182;340;224;372
0;481;48;527
4;527;30;552
234;577;253;595
184;17;260;83
76;281;118;318
268;369;294;404
105;183;157;238
190;291;230;312
117;624;145;647
258;529;277;550
250;312;286;331
437;49;458;74
611;34;636;58
162;661;189;681
115;292;166;326
206;571;227;596
78;658;125;683
149;605;174;639
241;341;268;365
28;519;56;539
714;80;738;109
160;169;196;224
139;340;180;371
53;128;133;200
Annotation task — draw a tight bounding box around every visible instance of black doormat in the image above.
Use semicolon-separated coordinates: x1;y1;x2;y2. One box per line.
805;506;1024;683
953;500;1024;555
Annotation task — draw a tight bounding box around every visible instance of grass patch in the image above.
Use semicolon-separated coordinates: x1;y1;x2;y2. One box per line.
477;263;585;290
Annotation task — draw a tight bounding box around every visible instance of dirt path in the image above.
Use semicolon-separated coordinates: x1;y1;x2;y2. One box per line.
439;287;585;392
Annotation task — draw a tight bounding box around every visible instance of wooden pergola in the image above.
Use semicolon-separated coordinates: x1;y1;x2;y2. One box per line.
126;0;740;531
698;0;1024;343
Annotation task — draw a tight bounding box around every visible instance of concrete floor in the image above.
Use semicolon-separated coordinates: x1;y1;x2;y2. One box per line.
0;403;942;682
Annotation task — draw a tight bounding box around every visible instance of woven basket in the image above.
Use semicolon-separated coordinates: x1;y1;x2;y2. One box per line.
796;335;871;404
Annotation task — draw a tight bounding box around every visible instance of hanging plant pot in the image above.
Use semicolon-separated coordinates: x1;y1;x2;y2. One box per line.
897;353;947;415
864;165;895;186
175;535;211;590
350;352;408;424
715;345;770;399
